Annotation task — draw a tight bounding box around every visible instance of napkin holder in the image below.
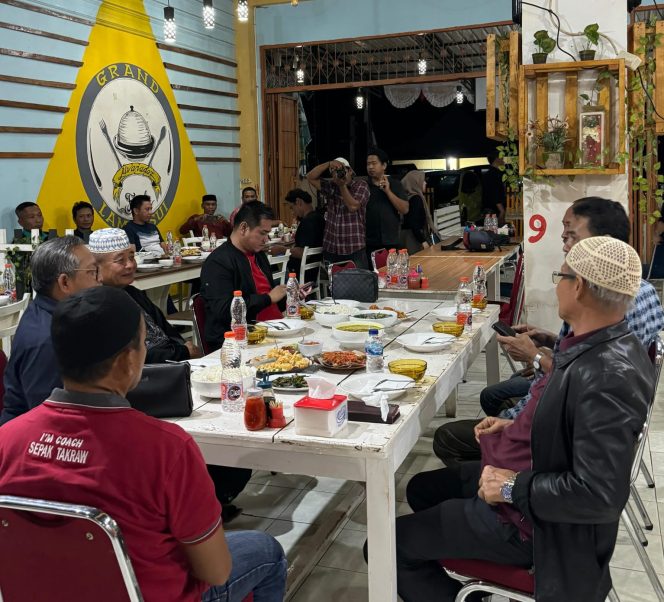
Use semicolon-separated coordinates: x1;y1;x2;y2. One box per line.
347;400;401;424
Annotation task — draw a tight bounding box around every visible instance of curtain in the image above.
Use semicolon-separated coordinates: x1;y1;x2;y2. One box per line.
384;82;474;109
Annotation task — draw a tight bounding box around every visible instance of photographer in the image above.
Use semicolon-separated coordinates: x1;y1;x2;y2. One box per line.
307;157;370;268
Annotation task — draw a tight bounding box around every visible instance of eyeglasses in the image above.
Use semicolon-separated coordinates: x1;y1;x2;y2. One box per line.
551;271;576;285
71;266;100;281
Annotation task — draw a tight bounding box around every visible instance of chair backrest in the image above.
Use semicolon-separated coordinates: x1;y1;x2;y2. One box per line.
647;243;664;280
499;249;524;326
268;251;291;285
0;495;143;602
434;205;462;238
0;293;30;355
370;248;389;271
182;237;202;247
299;246;324;300
0;349;7;414
190;294;211;355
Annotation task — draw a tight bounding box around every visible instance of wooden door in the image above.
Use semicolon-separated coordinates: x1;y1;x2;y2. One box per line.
264;94;299;221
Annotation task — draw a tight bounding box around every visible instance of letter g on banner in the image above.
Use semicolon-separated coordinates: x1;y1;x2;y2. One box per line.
528;214;547;243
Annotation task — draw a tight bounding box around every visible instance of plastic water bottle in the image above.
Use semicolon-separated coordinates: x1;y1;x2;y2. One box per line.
397;249;409;289
386;249;398;289
173;240;182;266
286;273;299;317
455;277;473;332
472;262;487;309
221;332;244;412
210;232;217;249
365;329;384;373
490;214;498;233
166;231;174;255
230;290;248;348
201;225;211;252
2;263;16;301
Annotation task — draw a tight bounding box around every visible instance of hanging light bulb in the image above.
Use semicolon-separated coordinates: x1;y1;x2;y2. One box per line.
291;0;299;5
163;4;176;44
296;67;305;83
203;0;215;29
356;89;364;110
237;0;249;22
418;57;427;75
456;85;464;104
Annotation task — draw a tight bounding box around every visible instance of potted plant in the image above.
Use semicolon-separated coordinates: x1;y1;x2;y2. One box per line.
579;23;599;61
529;116;570;169
533;30;556;64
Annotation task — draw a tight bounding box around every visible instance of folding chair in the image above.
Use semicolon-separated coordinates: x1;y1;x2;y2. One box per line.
0;292;30;357
370;248;389;271
0;495;143;601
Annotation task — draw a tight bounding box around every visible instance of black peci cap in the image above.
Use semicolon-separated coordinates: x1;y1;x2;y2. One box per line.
202;194;217;203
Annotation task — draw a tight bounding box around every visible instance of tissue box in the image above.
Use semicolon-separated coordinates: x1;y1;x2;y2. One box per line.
293;395;348;437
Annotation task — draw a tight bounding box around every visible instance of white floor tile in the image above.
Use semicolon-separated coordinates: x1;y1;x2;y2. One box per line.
305;476;354;494
224;513;274;532
266;518;324;558
610;531;664;575
610;566;664;601
344;499;412;532
318;528;369;573
291;566;369;602
279;489;349;525
249;471;314;490
234;483;300;519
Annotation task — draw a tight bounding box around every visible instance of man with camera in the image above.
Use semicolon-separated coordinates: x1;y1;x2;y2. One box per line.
307;157;370;269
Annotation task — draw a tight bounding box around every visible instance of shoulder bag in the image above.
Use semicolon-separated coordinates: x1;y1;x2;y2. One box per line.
126;362;193;418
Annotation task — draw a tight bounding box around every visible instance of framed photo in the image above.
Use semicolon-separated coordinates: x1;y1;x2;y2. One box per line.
579;109;605;167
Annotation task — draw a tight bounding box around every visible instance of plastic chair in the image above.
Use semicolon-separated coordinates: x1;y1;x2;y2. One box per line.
182;237;203;247
0;495;143;602
370;248;388;271
299;246;323;300
268;250;291;285
191;293;211;355
0;293;30;357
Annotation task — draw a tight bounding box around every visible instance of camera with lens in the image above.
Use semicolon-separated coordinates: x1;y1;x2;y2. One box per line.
333;167;347;179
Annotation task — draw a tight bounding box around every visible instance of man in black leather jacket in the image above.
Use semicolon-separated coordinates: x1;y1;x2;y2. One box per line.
396;237;654;602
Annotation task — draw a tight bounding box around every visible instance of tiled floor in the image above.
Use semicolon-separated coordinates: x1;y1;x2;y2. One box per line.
226;352;664;601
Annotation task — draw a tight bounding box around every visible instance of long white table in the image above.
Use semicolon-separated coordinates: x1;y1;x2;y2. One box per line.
132;262;202;313
173;299;499;601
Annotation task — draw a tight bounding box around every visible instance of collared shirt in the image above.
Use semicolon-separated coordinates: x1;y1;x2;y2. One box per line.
320;178;370;255
0;295;61;425
0;388;222;602
501;279;664;420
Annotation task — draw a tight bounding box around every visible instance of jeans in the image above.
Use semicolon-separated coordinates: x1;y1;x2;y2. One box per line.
202;530;287;602
479;373;531;416
396;463;532;602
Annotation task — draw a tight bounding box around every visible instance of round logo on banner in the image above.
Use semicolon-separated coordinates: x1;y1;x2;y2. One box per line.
75;63;181;226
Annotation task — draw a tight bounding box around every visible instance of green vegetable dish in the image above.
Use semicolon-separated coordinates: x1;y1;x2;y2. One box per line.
272;375;308;388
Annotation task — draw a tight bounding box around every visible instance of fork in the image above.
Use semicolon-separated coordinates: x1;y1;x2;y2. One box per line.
98;119;123;169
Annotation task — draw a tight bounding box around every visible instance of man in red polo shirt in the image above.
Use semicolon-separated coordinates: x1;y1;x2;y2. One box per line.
201;201;287;351
0;287;287;602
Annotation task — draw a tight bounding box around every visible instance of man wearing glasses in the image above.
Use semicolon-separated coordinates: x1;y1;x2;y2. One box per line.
0;236;101;425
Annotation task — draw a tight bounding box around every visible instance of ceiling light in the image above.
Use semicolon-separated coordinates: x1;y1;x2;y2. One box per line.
203;0;215;29
456;85;464;104
418;57;427;75
291;0;299;5
296;67;305;83
237;0;249;22
356;89;364;110
163;5;176;44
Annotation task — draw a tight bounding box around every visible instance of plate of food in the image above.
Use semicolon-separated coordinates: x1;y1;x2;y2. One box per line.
368;304;410;320
314;350;366;371
250;347;312;374
269;373;310;392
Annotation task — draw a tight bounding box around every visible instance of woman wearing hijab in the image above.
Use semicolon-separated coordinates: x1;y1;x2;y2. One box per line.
400;170;431;255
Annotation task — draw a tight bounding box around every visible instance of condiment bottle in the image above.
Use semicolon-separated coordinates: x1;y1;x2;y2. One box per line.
244;387;267;431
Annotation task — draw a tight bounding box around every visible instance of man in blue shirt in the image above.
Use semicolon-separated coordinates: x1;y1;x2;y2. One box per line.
123;195;168;255
0;236;100;425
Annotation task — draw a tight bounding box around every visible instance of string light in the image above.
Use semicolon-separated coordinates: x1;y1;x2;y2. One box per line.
356;89;364;110
237;0;249;22
163;4;176;44
203;0;215;29
418;57;427;75
296;67;305;83
456;85;464;104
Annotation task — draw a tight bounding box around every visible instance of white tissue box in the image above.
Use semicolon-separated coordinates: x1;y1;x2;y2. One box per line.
293;395;348;437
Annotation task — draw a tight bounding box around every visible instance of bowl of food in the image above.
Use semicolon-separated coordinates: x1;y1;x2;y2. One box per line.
352;309;399;328
191;364;255;397
158;258;174;267
298;304;314;320
388;359;427;382
313;303;359;327
298;339;323;357
247;324;268;345
332;321;385;348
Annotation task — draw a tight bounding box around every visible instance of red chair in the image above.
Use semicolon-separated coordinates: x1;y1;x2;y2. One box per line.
0;495;143;601
496;248;524;326
370;248;389;271
440;558;534;601
191;294;212;355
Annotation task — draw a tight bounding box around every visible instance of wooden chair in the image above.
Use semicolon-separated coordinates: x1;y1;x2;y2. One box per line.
434;205;463;239
268;250;291;285
0;293;30;357
298;246;323;300
0;495;143;602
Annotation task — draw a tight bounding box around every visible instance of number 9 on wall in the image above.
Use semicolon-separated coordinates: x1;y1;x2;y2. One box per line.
528;214;547;243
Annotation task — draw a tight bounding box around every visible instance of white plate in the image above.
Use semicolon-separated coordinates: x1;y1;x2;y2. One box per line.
310;299;363;308
341;373;414;402
396;332;455;353
256;319;306;337
432;306;481;321
136;264;160;271
182;256;205;263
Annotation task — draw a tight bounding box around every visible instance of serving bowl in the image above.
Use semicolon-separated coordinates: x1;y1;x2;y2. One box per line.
298;339;323;357
332;321;385;348
432;321;465;337
247;324;268;345
353;309;399;328
158;259;174;267
388;359;427;382
313;304;359;327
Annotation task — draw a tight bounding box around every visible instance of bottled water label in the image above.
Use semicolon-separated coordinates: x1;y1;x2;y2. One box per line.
221;380;244;412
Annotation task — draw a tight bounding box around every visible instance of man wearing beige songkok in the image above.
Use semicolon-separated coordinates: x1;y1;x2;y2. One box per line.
396;237;655;602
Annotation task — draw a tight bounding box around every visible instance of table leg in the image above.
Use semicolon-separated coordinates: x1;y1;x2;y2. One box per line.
445;386;457;418
487;267;500;300
366;456;398;602
485;332;500;385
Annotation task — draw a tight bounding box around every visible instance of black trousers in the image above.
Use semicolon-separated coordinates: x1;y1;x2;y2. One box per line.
396;463;532;602
433;419;482;468
206;465;252;505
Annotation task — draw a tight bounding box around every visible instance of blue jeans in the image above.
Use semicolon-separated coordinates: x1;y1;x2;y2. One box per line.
202;530;287;602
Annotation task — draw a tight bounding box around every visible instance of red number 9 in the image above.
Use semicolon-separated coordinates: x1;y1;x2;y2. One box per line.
528;214;547;243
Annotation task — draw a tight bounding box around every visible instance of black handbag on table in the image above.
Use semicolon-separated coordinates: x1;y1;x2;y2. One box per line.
331;268;379;303
126;363;193;418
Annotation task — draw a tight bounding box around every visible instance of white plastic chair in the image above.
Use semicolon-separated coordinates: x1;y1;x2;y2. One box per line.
434;205;463;238
298;246;323;300
269;251;291;285
0;293;30;357
182;237;202;247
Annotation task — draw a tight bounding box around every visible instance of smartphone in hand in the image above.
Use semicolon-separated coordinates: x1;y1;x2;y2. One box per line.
492;321;517;338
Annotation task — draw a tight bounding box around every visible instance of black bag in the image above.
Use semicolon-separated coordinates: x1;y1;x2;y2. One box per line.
126;363;193;418
463;230;496;252
331;268;378;303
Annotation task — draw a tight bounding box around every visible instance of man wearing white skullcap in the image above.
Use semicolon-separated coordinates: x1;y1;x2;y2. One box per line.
394;236;654;602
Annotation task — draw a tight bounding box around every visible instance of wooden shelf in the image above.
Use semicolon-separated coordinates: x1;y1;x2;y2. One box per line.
518;58;626;177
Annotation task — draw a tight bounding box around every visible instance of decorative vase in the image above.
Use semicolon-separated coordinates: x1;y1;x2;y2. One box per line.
532;52;548;64
543;151;563;169
579;105;606;167
579;49;596;61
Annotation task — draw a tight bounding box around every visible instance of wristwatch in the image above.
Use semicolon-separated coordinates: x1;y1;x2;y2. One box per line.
532;352;544;372
500;474;518;504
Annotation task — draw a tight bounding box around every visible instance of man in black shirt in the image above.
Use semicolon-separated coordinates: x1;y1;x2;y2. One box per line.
365;147;409;264
271;189;325;282
481;152;507;226
123;195;168;255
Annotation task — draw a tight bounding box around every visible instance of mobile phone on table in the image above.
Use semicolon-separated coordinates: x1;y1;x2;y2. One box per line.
492;321;517;337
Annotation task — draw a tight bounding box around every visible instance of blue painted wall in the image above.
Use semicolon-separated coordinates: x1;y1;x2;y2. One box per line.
0;0;239;235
